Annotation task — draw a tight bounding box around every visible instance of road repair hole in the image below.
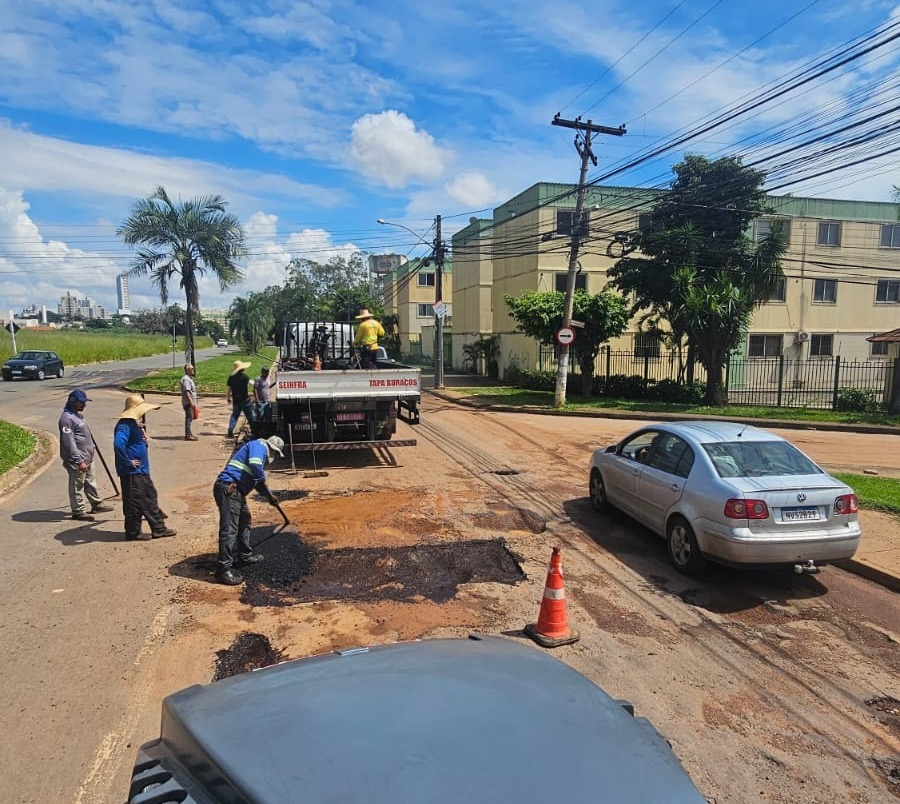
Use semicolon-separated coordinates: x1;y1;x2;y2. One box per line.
238;532;525;607
213;632;286;681
865;695;900;739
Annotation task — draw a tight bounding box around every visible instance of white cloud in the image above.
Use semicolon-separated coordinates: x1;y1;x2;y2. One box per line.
348;111;451;188
445;172;501;207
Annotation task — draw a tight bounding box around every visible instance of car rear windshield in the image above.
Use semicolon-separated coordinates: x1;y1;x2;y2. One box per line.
703;441;823;478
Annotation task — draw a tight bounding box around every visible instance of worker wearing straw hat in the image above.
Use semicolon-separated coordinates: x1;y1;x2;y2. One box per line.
113;394;176;541
226;359;253;437
353;309;384;369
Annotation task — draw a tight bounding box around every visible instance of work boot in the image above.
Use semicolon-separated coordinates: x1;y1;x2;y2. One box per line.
184;434;198;441
91;503;114;513
126;533;152;541
215;568;243;586
235;553;264;567
71;512;95;521
151;528;177;538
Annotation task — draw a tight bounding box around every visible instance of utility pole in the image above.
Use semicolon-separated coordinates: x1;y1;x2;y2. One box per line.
551;114;625;407
433;214;446;389
7;309;17;354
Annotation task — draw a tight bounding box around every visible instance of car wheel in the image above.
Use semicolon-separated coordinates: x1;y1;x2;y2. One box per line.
589;469;609;513
37;369;45;380
57;366;64;378
666;516;706;574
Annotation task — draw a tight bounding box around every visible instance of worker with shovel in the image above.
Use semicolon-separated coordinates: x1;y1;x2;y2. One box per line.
212;435;285;586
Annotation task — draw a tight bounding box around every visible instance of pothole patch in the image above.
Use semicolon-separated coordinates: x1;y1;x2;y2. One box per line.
213;632;286;681
239;535;525;607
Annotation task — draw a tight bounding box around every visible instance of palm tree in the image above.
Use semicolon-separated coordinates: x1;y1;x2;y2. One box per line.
229;293;274;354
117;186;247;366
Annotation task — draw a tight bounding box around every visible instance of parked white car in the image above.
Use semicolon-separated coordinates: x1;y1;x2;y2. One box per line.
588;421;861;574
216;338;228;347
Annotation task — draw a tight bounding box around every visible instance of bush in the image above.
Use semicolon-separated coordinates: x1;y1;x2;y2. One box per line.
651;379;705;404
506;364;555;391
835;387;880;413
594;374;649;399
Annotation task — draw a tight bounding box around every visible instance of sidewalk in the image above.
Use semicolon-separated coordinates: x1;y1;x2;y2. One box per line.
428;380;900;593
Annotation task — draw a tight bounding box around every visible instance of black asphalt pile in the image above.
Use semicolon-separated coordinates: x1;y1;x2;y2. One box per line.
242;537;524;607
213;632;286;681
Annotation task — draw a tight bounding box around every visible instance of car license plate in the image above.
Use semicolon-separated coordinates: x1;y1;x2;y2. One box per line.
293;422;317;430
782;506;820;522
12;370;22;375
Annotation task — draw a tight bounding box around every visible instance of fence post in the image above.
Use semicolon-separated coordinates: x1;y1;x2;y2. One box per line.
605;345;611;381
831;355;841;410
643;352;650;382
777;355;784;408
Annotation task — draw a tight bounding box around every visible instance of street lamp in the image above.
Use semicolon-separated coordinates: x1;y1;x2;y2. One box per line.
377;218;445;388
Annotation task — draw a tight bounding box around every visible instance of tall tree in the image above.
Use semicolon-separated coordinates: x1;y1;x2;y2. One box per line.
117;186;247;366
505;289;629;397
609;155;786;405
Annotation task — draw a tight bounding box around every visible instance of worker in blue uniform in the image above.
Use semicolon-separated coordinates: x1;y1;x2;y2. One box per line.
212;435;284;586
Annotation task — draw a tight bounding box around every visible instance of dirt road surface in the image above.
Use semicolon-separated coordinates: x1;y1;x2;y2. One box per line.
1;379;898;803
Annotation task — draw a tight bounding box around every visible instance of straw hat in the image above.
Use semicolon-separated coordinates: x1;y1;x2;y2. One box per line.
230;359;252;376
354;309;374;319
120;393;161;420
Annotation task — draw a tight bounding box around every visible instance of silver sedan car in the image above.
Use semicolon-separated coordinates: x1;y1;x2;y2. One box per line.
588;421;861;573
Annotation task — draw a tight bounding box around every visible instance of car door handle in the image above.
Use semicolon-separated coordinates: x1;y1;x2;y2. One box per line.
670;483;681;492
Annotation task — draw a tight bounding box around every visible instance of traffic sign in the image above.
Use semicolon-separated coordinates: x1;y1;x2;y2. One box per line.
555;327;575;346
433;301;447;317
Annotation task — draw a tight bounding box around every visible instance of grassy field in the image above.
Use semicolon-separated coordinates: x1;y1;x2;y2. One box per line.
128;347;279;396
2;329;212;366
0;420;35;475
456;386;900;428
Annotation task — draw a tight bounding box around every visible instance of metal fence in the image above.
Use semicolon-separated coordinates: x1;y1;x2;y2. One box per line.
538;345;894;409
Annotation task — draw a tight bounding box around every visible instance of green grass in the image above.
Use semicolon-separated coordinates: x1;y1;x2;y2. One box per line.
0;420;35;475
2;329;212;366
834;473;900;515
128;347;279;395
456;386;900;427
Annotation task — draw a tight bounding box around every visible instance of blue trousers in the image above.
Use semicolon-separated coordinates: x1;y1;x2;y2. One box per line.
228;399;254;434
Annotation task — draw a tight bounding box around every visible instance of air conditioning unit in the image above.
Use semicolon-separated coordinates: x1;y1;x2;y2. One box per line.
794;331;810;343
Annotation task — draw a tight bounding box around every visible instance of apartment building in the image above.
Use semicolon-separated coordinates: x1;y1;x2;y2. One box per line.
380;257;453;360
450;182;900;378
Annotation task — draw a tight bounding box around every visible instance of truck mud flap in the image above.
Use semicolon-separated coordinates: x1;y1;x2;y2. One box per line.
398;399;420;425
289;439;417;451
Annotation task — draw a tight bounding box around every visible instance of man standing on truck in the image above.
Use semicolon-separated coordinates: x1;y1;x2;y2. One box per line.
226;359;253;437
353;309;385;369
212;435;284;586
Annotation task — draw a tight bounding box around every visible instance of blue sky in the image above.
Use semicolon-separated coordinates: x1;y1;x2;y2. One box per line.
1;0;899;315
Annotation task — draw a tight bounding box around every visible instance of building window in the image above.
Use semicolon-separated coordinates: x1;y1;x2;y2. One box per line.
817;221;841;247
554;272;587;293
810;334;833;357
556;209;574;236
748;334;783;357
417;273;435;287
416;304;432;317
634;333;660;359
875;279;900;303
754;218;790;244
637;213;652;232
813;278;837;303
766;278;786;303
880;223;900;249
870;338;889;357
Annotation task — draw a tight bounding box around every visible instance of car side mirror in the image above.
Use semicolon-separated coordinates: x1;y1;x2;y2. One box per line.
605;445;616;453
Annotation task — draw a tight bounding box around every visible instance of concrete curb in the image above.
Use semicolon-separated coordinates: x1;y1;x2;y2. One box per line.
0;430;57;502
427;389;900;436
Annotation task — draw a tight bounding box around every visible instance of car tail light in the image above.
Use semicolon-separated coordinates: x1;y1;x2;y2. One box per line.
724;498;770;520
833;494;858;514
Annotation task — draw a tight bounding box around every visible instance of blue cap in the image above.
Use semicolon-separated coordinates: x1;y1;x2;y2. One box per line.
68;388;91;403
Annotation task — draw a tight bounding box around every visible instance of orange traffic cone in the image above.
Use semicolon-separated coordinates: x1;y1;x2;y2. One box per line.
524;546;580;648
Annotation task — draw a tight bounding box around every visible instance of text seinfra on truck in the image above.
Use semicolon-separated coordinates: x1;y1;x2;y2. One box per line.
250;323;420;457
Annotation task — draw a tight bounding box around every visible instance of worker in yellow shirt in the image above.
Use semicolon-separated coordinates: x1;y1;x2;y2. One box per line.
353;309;385;369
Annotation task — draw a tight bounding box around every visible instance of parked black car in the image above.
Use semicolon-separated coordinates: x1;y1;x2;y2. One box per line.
126;636;706;803
1;350;65;380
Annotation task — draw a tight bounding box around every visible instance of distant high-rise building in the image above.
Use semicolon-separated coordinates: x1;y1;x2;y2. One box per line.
117;273;131;315
58;292;108;320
